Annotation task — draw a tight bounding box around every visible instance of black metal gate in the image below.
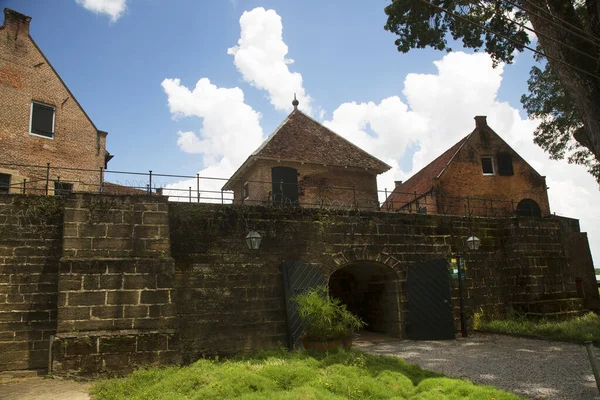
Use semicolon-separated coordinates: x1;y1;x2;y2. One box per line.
281;260;325;349
407;258;455;340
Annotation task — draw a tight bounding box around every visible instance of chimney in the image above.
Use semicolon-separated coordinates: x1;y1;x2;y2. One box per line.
474;115;487;128
3;8;31;37
394;180;403;188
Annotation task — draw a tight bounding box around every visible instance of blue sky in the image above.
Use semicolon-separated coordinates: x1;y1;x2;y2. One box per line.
3;0;599;263
5;0;531;174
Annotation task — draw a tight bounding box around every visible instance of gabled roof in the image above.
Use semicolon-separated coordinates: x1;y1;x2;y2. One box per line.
384;134;471;208
223;109;391;190
1;8;106;138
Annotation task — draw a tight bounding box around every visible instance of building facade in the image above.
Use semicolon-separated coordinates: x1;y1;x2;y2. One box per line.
384;116;551;217
222;106;390;210
0;8;110;195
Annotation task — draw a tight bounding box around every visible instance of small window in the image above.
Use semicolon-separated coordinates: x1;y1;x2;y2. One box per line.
243;182;249;200
497;152;514;176
0;173;10;194
481;157;494;175
30;102;55;138
54;181;73;196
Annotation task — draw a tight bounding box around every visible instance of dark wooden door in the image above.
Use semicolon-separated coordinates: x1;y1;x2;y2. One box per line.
272;167;298;205
281;260;324;349
407;258;455;340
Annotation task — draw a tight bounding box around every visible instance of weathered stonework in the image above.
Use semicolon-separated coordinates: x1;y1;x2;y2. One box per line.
0;193;596;375
52;194;178;375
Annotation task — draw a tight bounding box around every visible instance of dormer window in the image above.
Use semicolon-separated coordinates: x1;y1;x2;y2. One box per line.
497;152;514;176
243;182;249;200
481;157;494;175
30;101;55;139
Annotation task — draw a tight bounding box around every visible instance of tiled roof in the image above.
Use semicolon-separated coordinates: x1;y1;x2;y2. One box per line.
223;109;391;190
256;110;390;171
102;182;150;195
384;134;470;209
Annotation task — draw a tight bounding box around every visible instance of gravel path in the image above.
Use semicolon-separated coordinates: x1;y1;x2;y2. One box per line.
0;375;91;400
355;332;600;400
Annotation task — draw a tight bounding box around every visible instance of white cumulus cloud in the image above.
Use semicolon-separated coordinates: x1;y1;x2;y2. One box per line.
324;51;599;263
75;0;127;22
161;77;264;200
228;7;313;115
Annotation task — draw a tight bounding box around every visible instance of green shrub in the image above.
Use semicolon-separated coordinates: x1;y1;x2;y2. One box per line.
91;349;524;400
292;285;365;340
476;311;600;342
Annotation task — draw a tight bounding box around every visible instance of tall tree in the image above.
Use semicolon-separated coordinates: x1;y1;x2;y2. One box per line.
384;0;600;183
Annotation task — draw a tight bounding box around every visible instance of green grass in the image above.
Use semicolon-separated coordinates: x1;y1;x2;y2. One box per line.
476;311;600;342
90;348;522;400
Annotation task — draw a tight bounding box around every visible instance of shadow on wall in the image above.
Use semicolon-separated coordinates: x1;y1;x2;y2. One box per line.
329;261;402;337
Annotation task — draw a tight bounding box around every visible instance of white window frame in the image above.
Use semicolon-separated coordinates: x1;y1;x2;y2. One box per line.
481;156;495;175
29;101;55;140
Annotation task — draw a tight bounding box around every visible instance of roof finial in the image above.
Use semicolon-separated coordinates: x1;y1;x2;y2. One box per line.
292;93;299;110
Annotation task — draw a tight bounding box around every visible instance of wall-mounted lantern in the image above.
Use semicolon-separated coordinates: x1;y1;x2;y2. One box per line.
466;236;481;251
245;230;262;250
457;235;481;338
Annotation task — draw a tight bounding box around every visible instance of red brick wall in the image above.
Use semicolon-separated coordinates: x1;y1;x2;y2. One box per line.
0;11;106;194
438;125;550;217
231;160;380;210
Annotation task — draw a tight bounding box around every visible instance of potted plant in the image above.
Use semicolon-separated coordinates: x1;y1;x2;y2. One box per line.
292;285;365;351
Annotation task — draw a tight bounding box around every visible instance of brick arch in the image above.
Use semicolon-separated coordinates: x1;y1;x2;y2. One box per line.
326;247;404;337
326;247;403;277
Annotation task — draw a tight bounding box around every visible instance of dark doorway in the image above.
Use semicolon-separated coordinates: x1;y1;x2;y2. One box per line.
516;198;542;217
407;259;455;340
272;167;298;205
328;262;401;337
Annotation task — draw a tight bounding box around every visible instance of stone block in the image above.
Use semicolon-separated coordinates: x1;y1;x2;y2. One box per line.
59;275;82;291
108;291;139;305
99;336;136;354
132;318;162;330
91;306;123;319
107;225;133;238
123;305;148;318
137;334;168;352
100;275;123;290
63;209;89;223
93;238;133;251
142;212;168;225
59;307;90;321
83;275;100;290
78;224;108;238
63;238;92;250
134;225;159;239
124;275;156;290
64;337;96;356
140;290;170;304
68;291;105;307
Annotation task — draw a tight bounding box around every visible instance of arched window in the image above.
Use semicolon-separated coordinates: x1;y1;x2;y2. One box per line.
516;198;541;217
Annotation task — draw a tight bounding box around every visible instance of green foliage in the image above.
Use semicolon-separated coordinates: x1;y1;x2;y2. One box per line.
384;0;600;184
292;285;365;340
90;349;523;399
521;63;600;183
475;311;600;342
383;0;530;65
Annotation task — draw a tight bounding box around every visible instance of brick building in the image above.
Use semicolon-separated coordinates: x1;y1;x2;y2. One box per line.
0;8;110;195
384;116;551;217
222;101;390;209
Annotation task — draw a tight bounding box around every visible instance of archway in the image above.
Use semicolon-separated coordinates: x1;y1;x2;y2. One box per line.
328;261;401;337
516;198;541;217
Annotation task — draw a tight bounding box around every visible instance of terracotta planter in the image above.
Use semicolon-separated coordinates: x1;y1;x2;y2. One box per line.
301;335;354;351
